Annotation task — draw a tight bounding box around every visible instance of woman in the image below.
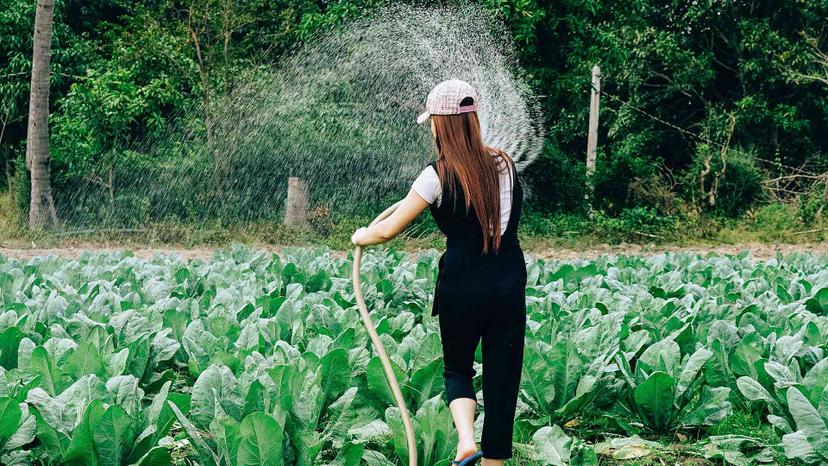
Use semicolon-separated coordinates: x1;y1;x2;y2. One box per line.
351;79;527;466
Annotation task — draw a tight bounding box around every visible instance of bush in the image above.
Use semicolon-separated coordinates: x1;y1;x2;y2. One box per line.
522;142;587;213
797;179;827;225
750;202;801;241
593;133;663;215
680;146;765;217
520;207;590;237
592;206;675;243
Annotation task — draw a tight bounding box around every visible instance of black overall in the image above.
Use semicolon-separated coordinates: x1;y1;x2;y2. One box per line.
427;159;527;461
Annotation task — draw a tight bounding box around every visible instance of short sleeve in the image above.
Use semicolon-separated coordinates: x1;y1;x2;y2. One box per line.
411;165;441;205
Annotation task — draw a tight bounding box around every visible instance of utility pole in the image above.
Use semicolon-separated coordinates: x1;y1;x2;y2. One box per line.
585;64;601;221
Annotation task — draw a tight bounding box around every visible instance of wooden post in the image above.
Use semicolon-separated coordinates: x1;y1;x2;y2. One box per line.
585;64;601;220
284;176;309;226
819;171;828;219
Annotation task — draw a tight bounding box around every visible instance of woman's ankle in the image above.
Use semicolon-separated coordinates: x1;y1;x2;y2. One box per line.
454;435;478;460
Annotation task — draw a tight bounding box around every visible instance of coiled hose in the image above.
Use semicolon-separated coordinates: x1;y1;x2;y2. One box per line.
351;201;418;466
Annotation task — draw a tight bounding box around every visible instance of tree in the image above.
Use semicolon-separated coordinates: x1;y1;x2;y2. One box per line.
26;0;58;229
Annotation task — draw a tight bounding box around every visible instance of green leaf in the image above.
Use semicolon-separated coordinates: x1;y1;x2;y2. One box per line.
33;408;69;459
162;309;189;343
384;407;418;465
0;397;22;438
532;425;571;465
366;356;407;407
633;372;675;431
211;409;241;465
317;348;350;406
29;346;59;395
191;364;242;429
27;375;107;435
682;386;732;427
736;376;784;414
63;342;104;381
801;357;828;408
730;340;763;379
93;405;137;466
676;348;712;399
3;402;35;450
782;430;819;463
125;337;152;380
132;446;172;466
414;395;455;464
410;332;442;373
167;401;218;466
636;340;680;378
63;400;106;466
522;343;555;416
409;358;444;408
805;287;828;314
0;326;22;370
362;449;396;466
335;441;364;466
237;412;285;466
306;269;332;292
786;387;828;460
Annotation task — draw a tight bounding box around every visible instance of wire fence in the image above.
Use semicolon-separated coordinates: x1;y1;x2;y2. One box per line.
589;80;826;179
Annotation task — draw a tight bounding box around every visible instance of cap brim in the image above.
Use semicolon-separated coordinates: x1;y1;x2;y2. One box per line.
416;111;430;124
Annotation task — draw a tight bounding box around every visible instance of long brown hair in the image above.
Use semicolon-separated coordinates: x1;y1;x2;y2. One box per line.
432;107;514;254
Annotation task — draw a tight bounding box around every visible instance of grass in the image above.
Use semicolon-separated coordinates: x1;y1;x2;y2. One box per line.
1;189;825;253
0;190;25;241
500;399;794;465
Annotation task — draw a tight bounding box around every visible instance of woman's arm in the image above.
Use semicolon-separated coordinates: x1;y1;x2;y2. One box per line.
351;188;430;246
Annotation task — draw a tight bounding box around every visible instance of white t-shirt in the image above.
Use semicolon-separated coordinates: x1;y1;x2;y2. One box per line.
412;155;515;235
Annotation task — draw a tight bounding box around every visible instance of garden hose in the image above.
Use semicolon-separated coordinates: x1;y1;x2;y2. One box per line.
352;201;418;466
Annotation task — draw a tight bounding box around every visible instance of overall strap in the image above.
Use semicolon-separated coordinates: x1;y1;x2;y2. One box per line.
501;159;521;240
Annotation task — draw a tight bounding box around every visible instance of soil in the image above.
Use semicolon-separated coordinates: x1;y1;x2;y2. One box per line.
1;240;825;261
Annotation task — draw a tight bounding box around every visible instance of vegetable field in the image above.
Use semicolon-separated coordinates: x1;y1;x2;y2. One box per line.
0;246;826;465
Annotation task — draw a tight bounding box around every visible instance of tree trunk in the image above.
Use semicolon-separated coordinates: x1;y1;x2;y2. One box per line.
190;32;213;145
27;0;58;230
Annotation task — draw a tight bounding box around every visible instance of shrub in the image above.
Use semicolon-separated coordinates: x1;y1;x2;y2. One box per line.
680;146;765;218
592;206;675;243
522;142;587;213
797;179;827;225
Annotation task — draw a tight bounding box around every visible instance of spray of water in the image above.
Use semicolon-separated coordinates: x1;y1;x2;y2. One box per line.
61;3;545;229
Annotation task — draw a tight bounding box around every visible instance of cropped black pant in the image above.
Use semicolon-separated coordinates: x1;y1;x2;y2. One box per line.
435;247;527;460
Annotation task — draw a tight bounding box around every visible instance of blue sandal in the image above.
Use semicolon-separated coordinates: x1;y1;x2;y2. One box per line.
451;452;484;465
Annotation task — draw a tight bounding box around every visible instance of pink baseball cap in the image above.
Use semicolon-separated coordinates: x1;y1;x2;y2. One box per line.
416;79;479;124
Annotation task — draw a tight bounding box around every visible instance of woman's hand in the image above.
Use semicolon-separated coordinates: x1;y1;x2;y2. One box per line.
351;227;369;246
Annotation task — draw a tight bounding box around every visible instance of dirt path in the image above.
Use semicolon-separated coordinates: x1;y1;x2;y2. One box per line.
529;241;828;261
1;241;825;261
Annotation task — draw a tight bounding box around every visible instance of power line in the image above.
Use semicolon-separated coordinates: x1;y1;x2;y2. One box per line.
591;82;824;177
593;83;721;146
0;72;30;80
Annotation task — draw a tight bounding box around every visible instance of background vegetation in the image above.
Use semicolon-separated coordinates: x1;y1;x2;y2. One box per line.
1;0;826;245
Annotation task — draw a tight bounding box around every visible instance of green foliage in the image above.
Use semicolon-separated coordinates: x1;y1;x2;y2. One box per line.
0;245;826;464
591;206;675;242
50;15;197;178
753;202;799;235
798;179;828;225
3;0;826;231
